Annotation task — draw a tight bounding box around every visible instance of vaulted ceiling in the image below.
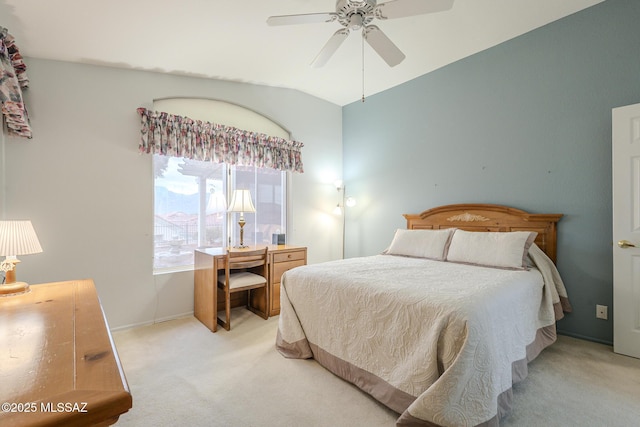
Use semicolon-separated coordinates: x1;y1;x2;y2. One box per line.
2;0;604;106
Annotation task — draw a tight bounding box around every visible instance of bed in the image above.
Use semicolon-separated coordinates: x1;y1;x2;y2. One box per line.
276;204;571;427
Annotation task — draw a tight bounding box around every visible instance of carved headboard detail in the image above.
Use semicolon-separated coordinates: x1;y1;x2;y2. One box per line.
404;204;563;263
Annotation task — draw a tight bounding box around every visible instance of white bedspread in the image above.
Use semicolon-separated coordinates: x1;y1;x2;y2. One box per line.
277;250;566;426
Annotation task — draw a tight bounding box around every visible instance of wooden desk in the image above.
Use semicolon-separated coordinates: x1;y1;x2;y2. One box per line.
0;279;132;427
194;245;307;332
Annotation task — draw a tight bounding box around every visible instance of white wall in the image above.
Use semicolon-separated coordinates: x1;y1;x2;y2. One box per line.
1;58;343;330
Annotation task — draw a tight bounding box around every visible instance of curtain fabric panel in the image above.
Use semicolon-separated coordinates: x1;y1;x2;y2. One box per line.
0;27;31;139
137;108;304;173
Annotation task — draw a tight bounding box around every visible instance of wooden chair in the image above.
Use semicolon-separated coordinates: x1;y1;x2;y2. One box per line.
216;247;269;331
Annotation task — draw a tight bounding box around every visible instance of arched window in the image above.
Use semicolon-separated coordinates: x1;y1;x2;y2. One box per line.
147;98;297;272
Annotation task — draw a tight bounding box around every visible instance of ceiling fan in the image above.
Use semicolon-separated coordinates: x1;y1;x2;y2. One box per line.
267;0;455;68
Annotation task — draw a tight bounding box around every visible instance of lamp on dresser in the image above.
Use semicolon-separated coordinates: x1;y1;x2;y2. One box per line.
0;220;43;296
228;189;256;248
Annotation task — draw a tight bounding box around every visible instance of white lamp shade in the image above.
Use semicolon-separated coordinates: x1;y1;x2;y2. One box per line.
206;192;227;214
0;221;43;256
228;190;256;214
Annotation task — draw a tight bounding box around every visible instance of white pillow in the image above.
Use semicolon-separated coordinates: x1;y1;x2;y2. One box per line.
446;230;537;270
385;228;455;260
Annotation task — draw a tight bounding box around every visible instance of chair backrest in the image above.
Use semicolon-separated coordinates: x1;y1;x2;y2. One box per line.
226;247;268;273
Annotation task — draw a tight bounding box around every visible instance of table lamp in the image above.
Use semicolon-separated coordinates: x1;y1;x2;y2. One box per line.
0;220;43;296
228;189;255;248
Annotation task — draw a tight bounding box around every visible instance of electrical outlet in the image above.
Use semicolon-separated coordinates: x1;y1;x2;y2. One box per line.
596;304;608;320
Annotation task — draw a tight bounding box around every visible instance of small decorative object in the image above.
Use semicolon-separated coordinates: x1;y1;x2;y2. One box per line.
228;190;256;248
0;220;43;296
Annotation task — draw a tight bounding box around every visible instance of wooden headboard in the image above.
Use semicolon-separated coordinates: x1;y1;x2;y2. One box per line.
404;204;563;263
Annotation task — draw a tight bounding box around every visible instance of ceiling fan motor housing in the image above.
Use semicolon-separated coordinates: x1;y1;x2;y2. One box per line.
336;0;376;29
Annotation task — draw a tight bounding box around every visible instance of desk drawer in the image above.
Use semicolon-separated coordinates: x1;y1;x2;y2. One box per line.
272;250;306;263
269;247;307;317
273;259;306;283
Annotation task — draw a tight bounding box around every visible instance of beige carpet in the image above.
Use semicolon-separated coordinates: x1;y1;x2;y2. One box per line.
112;309;640;427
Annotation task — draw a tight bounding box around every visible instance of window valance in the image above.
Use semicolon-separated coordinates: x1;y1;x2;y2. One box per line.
137;107;304;173
0;27;31;138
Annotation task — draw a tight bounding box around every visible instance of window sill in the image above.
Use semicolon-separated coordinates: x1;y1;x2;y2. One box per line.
153;266;194;276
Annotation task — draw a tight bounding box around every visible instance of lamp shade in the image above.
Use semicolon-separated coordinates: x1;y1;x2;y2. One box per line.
0;221;43;256
206;191;227;214
228;190;256;214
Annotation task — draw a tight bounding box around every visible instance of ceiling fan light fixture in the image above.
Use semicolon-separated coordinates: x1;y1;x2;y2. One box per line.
348;13;364;30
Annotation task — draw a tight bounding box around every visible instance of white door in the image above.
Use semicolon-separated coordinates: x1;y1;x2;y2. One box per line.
612;103;640;358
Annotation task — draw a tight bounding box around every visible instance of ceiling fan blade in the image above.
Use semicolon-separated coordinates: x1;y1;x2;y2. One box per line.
267;12;337;26
374;0;454;20
363;25;405;67
311;29;350;68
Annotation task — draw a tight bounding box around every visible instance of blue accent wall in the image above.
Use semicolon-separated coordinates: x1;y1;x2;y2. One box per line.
342;0;640;344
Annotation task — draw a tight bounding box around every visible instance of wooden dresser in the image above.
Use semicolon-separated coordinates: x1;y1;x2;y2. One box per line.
194;245;307;332
0;279;132;427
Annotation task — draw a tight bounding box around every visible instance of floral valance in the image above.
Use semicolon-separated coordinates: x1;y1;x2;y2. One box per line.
137;108;304;173
0;27;31;138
